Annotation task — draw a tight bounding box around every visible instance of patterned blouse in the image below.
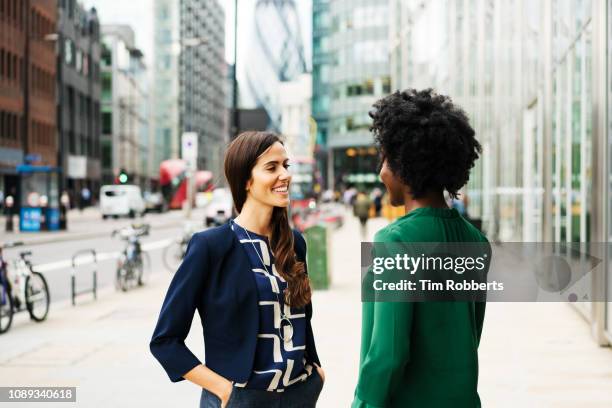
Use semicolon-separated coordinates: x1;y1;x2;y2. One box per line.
230;219;313;392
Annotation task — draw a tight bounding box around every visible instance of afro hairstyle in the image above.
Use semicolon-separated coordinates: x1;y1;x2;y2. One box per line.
369;88;482;199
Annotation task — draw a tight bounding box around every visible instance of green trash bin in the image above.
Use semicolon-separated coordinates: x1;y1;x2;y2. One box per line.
304;224;330;290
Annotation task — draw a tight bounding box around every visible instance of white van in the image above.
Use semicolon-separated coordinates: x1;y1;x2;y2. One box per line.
100;185;146;219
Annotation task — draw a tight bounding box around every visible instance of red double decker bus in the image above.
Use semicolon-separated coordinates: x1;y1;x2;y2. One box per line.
159;159;214;209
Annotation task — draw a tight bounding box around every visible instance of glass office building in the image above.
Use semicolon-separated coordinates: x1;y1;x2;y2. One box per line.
324;0;391;190
153;0;226;179
242;0;310;132
391;0;612;345
312;0;332;188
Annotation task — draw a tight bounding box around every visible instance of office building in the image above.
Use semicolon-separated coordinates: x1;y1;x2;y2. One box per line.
325;0;391;190
242;0;310;132
390;0;612;345
56;1;102;202
100;24;149;187
0;0;58;206
153;0;226;180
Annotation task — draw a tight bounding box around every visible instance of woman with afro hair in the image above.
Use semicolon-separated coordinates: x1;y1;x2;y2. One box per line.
352;89;489;408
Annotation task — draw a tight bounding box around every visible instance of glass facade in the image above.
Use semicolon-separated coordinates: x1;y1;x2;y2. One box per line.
326;0;390;189
391;0;593;243
312;0;332;188
153;0;180;171
392;0;611;344
607;0;612;344
152;0;226;180
243;0;310;131
179;0;226;176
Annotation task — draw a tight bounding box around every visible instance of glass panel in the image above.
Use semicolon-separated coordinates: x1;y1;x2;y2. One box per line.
607;0;612;337
522;102;544;241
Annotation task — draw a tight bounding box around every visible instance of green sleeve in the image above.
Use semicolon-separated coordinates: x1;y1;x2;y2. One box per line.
474;238;490;346
475;301;485;346
352;301;414;407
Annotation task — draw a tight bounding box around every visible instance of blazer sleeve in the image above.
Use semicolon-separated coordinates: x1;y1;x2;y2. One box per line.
149;232;209;382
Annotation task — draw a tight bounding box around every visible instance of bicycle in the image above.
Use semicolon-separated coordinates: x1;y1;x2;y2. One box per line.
0;242;51;334
162;223;195;272
112;223;151;291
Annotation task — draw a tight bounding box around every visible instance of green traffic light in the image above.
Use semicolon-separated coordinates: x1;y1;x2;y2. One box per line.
119;174;128;183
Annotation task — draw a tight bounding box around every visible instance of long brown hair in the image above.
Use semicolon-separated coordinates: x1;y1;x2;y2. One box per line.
224;131;312;308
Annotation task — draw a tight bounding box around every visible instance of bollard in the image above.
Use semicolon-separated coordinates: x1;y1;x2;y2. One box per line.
39;195;48;231
4;195;14;232
60;191;69;230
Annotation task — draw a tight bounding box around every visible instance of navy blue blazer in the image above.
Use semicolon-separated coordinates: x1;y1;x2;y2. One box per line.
150;222;321;383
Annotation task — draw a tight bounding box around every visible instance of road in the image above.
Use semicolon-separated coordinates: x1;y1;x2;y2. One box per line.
1;207;207;305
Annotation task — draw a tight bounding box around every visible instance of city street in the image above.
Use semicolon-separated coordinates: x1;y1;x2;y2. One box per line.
0;208;611;407
3;0;612;406
1;207;205;305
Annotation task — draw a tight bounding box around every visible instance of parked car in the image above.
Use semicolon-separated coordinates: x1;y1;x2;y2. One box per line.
144;191;167;213
205;188;234;227
100;185;146;219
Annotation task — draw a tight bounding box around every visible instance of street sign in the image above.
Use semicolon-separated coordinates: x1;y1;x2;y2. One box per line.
181;132;198;170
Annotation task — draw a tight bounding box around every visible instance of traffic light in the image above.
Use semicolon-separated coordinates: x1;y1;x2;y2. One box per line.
118;169;128;184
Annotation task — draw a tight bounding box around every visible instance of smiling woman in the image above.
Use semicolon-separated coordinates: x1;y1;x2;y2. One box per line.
150;131;324;408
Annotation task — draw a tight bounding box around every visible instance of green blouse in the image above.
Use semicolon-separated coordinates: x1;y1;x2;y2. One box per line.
352;207;488;408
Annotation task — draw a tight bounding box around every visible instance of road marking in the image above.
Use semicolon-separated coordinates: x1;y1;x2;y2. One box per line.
32;239;173;272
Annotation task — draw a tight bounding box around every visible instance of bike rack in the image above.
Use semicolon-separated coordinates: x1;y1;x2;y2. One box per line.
71;249;97;306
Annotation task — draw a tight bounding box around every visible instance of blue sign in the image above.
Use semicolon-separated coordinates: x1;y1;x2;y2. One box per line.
47;208;60;231
20;208;42;232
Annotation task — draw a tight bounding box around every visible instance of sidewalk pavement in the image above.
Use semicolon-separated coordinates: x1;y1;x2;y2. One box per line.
0;211;611;407
0;207;206;247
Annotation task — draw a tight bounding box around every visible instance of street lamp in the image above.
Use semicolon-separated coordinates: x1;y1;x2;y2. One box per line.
44;31;67;228
178;37;208;219
231;0;240;139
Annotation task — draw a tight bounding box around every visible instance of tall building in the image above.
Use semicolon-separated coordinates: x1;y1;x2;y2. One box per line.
242;0;310;132
325;0;391;190
0;0;58;206
312;0;332;189
100;25;149;187
390;0;612;345
152;0;179;174
153;0;226;181
278;73;312;159
56;1;102;202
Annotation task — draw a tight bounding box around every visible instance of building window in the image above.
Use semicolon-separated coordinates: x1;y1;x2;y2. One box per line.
382;76;391;94
101;140;111;167
0;49;4;80
101;43;111;66
76;49;82;73
353;6;388;29
102;112;112;134
65;38;74;65
353;41;388;63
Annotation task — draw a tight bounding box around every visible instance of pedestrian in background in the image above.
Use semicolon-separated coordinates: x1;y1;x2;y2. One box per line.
353;191;372;240
370;187;383;217
352;89;489;408
79;186;90;211
150;131;324;408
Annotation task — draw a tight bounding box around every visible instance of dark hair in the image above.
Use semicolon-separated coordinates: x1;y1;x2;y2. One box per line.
224;131;312;308
370;88;482;199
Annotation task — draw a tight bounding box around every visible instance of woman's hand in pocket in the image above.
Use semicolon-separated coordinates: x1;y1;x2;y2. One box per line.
183;365;233;407
218;380;233;408
313;363;325;383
